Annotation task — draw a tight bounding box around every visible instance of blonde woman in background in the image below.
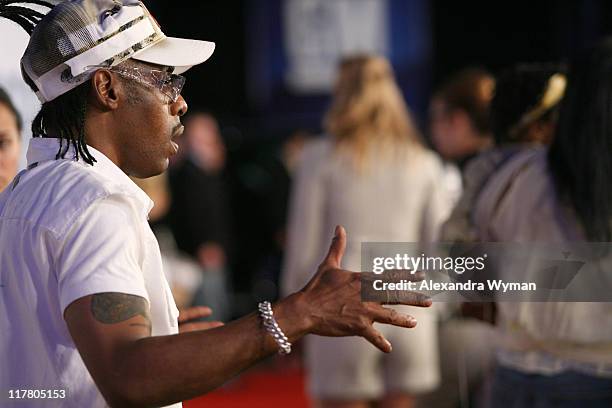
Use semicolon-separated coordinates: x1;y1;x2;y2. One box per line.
282;55;451;408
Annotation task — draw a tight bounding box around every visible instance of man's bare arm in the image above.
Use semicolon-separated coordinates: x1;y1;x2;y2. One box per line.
64;226;431;408
65;291;312;407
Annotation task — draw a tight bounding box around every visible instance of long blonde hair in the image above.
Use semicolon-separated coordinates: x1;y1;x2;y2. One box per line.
324;55;422;169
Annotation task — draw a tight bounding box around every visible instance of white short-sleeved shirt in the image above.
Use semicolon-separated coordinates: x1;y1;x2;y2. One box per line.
0;138;181;407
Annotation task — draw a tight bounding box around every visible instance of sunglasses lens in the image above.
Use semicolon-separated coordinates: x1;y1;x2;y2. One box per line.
170;75;186;101
108;66;185;102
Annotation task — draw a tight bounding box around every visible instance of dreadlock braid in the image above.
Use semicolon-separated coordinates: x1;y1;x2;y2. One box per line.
31;81;96;165
0;0;55;7
0;0;54;34
1;0;96;165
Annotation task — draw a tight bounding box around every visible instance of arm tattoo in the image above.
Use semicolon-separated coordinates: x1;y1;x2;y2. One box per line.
91;293;151;330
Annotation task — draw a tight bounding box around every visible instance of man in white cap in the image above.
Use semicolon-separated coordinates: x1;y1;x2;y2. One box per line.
0;1;430;407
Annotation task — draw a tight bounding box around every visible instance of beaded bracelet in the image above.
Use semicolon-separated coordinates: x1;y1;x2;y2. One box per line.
258;301;292;355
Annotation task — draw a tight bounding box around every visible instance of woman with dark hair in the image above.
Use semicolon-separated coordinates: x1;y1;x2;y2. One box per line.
429;68;495;167
471;45;612;406
428;68;496;228
491;64;566;146
0;87;22;191
549;41;612;243
442;63;566;242
421;64;568;408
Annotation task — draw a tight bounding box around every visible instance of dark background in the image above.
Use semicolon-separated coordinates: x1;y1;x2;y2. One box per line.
151;0;612;138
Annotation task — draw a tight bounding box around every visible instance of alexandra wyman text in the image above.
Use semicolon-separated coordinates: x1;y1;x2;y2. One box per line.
371;279;536;293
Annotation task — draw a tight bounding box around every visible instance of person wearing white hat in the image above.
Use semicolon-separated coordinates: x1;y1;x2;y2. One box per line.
0;1;432;407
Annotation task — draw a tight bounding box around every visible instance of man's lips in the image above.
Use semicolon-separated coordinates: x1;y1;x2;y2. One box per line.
169;124;184;155
168;124;184;155
172;124;185;140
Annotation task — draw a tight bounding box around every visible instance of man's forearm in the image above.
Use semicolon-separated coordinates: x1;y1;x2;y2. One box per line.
110;293;310;407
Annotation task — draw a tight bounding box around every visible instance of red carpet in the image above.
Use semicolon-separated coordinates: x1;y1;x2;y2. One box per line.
184;364;310;408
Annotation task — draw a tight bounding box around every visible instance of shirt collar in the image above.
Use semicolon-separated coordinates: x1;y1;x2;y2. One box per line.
26;137;154;214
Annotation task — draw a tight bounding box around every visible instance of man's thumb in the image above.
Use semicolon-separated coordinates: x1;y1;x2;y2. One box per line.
322;225;346;268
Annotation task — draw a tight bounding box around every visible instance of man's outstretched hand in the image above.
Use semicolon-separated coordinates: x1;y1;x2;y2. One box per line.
282;225;431;353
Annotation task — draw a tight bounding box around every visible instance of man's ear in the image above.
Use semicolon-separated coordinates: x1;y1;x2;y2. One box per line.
89;69;120;110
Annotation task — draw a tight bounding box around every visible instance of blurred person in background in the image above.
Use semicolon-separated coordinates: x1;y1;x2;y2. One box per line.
250;129;314;302
470;41;612;407
168;111;232;322
430;67;494;168
429;68;495;205
282;55;450;408
442;64;566;243
490;64;565;146
228;128;315;315
0;87;21;191
419;64;567;408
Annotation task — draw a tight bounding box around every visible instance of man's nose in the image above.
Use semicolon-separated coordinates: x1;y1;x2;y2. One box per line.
171;94;188;117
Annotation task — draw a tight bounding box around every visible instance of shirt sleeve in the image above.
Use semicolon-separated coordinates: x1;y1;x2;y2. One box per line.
55;194;149;313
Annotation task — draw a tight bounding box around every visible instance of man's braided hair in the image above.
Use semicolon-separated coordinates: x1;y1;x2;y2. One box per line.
0;0;96;164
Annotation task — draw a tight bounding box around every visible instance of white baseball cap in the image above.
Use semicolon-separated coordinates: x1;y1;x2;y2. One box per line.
20;0;215;103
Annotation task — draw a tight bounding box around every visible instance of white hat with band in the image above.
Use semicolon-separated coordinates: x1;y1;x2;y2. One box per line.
20;0;215;103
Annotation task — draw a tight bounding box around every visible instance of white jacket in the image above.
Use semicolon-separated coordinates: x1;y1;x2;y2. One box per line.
473;146;612;371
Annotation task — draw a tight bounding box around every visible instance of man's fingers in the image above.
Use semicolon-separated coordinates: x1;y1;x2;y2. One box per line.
178;306;213;323
361;327;393;353
398;270;426;282
320;225;346;269
382;269;426;282
368;305;417;328
383;291;432;307
361;270;426;283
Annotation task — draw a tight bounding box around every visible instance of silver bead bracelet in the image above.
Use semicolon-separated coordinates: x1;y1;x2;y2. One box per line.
258;301;292;355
